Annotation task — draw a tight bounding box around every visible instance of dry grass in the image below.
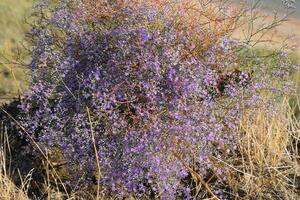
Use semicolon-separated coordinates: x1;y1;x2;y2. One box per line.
0;150;31;200
223;98;300;199
0;139;72;200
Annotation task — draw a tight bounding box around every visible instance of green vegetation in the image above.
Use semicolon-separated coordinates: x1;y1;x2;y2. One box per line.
0;0;34;103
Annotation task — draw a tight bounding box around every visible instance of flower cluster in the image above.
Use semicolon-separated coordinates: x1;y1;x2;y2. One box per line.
19;0;296;199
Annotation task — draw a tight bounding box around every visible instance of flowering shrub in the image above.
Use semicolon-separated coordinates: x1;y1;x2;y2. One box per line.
19;0;296;199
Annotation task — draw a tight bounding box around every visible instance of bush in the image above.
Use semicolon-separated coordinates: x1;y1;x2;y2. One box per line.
19;0;296;198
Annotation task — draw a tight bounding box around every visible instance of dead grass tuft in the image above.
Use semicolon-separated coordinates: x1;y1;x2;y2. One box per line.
0;150;31;200
226;98;300;199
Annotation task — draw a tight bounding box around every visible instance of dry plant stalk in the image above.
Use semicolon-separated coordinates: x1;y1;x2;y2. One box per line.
0;148;30;200
80;0;244;53
226;98;300;199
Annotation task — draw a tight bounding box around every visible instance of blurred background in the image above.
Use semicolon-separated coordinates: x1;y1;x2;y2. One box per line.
0;0;299;103
0;0;33;103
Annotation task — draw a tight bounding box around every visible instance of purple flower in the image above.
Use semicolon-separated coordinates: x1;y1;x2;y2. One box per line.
19;0;296;199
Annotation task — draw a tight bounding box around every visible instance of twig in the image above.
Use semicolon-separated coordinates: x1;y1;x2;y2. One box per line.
86;107;101;200
173;152;219;200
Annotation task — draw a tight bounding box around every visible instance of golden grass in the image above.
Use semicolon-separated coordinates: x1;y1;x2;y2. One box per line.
0;150;30;200
224;98;300;199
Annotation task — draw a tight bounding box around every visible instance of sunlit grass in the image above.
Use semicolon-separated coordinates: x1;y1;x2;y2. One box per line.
226;98;300;199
